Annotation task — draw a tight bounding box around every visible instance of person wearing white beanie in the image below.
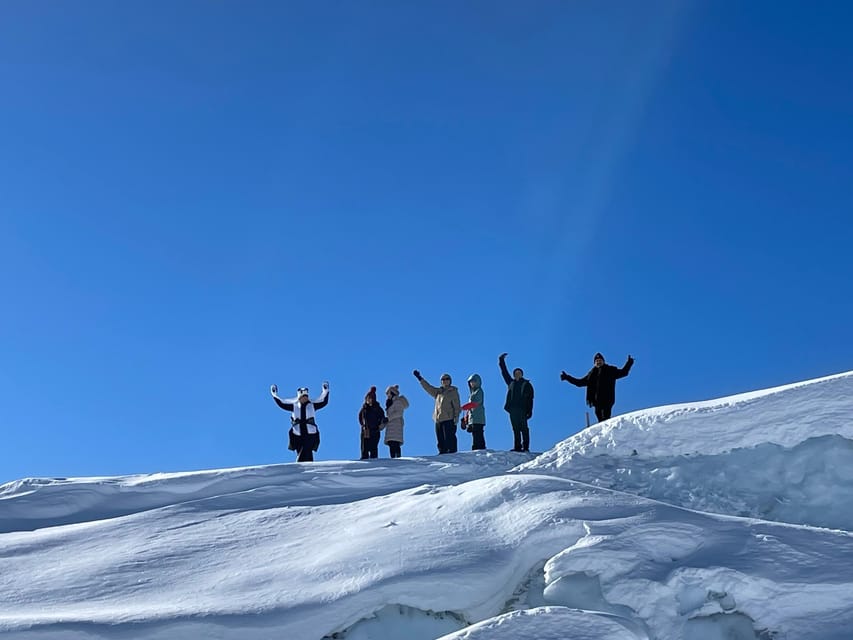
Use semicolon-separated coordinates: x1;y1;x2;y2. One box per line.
270;381;329;461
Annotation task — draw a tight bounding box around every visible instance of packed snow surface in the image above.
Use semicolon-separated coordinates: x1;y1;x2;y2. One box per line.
1;371;852;639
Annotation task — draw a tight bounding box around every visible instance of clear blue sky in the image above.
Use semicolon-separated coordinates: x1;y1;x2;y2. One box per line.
2;1;852;483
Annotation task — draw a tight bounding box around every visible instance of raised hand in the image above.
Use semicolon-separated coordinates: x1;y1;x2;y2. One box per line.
270;384;278;396
499;352;508;361
560;371;569;381
413;369;422;380
322;381;330;390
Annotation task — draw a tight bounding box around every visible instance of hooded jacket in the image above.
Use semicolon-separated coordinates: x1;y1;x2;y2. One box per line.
466;374;486;426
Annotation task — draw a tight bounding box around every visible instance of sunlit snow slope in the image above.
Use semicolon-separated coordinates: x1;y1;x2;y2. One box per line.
1;371;851;640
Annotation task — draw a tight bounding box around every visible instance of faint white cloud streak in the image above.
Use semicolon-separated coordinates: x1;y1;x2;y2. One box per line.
525;2;693;342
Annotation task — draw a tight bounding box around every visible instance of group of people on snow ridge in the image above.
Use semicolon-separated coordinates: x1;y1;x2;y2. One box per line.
271;351;634;462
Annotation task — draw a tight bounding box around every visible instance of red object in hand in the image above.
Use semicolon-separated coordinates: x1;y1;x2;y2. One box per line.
461;402;479;411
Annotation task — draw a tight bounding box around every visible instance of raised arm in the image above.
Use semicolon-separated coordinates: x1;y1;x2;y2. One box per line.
419;378;440;398
270;385;294;411
413;370;439;398
312;382;330;409
498;353;512;385
614;355;635;380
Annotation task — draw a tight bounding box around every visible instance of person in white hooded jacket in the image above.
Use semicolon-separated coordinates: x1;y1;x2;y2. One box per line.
382;385;409;458
270;381;329;462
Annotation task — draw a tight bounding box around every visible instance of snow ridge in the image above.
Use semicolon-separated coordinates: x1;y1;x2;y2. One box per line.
2;372;852;640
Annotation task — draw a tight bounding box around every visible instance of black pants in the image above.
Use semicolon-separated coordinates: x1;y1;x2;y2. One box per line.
387;441;402;458
295;444;314;462
361;431;380;459
469;424;486;450
435;420;458;454
291;432;317;462
594;404;614;422
509;412;530;452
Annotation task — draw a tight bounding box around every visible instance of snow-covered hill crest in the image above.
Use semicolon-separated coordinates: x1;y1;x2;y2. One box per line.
519;371;853;530
533;370;853;461
1;371;852;640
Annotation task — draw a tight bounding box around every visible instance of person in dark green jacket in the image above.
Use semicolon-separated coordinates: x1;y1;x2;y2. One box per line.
498;353;534;452
463;373;487;450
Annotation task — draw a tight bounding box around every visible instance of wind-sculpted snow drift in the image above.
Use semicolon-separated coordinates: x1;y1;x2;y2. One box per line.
1;371;851;640
519;371;853;531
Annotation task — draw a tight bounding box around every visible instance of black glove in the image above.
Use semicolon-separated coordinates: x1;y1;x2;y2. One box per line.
270;384;278;395
413;369;422;380
560;371;569;381
627;355;634;365
498;352;507;361
322;381;330;390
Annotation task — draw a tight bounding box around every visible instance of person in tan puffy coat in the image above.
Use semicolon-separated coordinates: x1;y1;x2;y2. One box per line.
383;384;409;458
413;369;460;454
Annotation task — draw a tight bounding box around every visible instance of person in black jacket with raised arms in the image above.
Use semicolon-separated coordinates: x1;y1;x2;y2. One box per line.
271;382;329;462
561;353;633;422
498;353;534;452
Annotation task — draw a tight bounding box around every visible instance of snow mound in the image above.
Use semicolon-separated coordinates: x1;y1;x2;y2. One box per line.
535;370;853;460
519;371;853;529
520;434;853;530
2;474;852;639
0;451;531;534
3;371;853;640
